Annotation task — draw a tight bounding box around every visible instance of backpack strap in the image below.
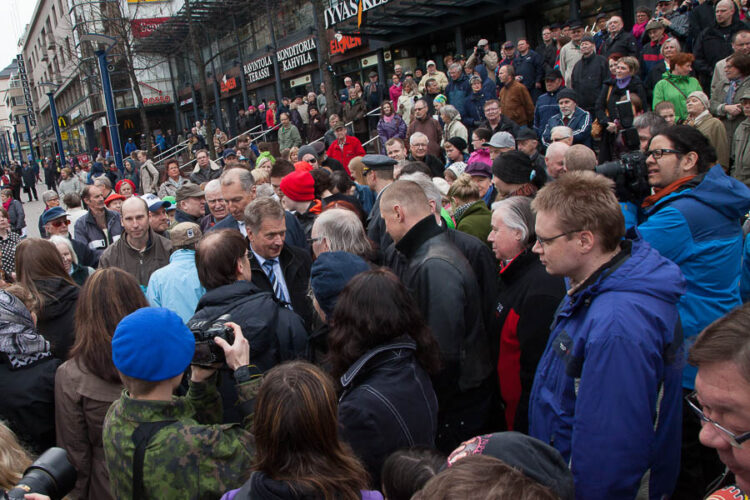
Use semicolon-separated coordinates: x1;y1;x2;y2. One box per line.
131;420;177;499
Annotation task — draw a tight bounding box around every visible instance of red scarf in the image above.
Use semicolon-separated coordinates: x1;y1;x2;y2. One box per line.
2;198;11;211
641;175;696;208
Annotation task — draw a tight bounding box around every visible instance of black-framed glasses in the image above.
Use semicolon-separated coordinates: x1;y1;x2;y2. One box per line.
646;148;682;160
686;391;750;448
536;229;582;246
307;236;323;244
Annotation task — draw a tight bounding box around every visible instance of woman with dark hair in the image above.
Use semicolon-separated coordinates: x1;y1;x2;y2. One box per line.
54;268;148;500
15;238;79;360
0;207;21;280
487;197;565;433
467;127;492;166
307;106;327;143
710;52;750;143
377;101;407;150
596;56;648;162
327;269;440;488
222;361;379;499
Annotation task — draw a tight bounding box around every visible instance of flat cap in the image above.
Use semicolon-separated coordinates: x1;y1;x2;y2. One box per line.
545;69;563;80
176;182;205;202
484;131;516;149
646;19;665;31
40;206;68;225
516;126;539;141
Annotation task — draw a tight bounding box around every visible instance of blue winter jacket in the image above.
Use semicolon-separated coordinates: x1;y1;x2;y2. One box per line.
146;249;206;323
541;107;592;147
445;74;472;119
534;87;563;139
742;232;750;302
639;165;750;388
528;234;685;500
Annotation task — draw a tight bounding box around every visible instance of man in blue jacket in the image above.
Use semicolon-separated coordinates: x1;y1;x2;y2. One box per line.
529;171;685;499
638;125;750;496
445;63;472;119
534;70;565;140
541;89;592;147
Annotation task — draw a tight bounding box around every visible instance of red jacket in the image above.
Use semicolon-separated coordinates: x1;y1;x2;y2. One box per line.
326;136;365;175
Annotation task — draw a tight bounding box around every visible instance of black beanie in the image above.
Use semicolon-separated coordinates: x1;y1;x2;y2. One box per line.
492;151;534;185
446;136;468;152
556;88;578;103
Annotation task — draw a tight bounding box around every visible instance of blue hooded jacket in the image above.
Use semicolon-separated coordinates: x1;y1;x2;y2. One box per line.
529;233;685;500
639;165;750;388
534;86;563;139
445;73;472;119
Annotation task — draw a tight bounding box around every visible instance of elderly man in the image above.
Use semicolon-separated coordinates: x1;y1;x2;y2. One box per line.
570;36;608;116
406;99;443;159
542;89;592;147
74;185;123;259
325;123;366;175
362;154;397;251
498;65;535;127
559;20;586;84
99;197;172;287
544;142;570;180
467;38;499;80
445;62;472;118
190;149;222;186
37;190;60;239
484;132;516;161
695;0;747;89
600;16;639;58
418;60;449;93
244;196;313;329
380;180;496;452
478;99;520;137
174;183;205;225
406;132;444;177
41;206;98;268
212;168;306;249
549;126;574;145
200;179;228;232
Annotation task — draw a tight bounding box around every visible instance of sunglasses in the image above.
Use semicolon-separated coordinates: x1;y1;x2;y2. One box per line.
50;218;70;228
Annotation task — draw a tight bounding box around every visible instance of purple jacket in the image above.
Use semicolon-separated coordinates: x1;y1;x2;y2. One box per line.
377;114;407;149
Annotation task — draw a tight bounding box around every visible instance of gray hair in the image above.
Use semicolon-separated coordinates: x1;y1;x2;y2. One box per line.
220;167;255;192
409;131;429;146
42;190;59;203
440;105;460;122
255;183;276;199
633;112;667;136
399;172;442;207
545;141;569;159
49;235;78;266
492;196;535;247
312;209;372;258
204;179;222;195
662;37;681;55
550;126;573;139
449;62;462;72
244;196;284;233
93;175;112;189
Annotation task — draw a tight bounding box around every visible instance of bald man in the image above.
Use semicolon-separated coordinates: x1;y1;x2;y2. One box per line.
544;142;570;180
381;180;496;453
695;0;747;88
99;197;173;286
600;16;639;58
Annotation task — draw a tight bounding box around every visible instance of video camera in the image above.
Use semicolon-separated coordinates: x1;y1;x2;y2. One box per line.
595;92;651;204
188;314;235;367
2;448;76;500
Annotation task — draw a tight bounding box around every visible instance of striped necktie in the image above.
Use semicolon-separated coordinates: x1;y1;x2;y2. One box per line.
262;259;286;303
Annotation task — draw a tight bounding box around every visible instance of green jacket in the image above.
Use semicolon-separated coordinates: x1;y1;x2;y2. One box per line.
103;373;260;499
652;72;703;122
278;124;302;151
455;200;492;247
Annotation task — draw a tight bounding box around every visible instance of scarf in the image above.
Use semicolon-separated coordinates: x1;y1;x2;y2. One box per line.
633;21;648;40
452;201;475;221
383;113;394;123
641;174;697;208
616;76;632;89
726;79;739;105
2;198;11;211
0;290;52;369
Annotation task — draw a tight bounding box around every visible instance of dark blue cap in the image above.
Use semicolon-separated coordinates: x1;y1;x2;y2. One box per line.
41;206;68;225
222;148;237;159
310;252;370;317
112;308;195;382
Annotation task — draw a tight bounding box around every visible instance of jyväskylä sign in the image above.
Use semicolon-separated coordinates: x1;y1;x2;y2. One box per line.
324;0;390;28
15;54;36;126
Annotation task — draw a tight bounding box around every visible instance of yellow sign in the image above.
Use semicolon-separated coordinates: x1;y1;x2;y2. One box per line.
58;116;67;127
60;131;68;140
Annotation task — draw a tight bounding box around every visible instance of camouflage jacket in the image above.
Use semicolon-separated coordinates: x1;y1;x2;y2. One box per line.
103;372;260;499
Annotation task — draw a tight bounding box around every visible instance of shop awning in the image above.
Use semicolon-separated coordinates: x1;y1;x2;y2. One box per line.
333;0;517;41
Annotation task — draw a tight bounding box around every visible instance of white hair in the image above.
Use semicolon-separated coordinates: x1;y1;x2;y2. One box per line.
491;196;535;247
409;132;429;145
49;235;78;266
204;179;222;195
545;141;570;159
550;126;573;139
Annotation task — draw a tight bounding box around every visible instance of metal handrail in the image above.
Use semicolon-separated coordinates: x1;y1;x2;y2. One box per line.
252;125;281;143
224;124;263;147
154;138;190;161
179;157;197;171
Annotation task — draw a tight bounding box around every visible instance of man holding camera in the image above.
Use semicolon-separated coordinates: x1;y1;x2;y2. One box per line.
103;307;259;499
466;39;499;82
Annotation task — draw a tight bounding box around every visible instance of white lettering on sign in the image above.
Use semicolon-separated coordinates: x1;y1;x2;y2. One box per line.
278;38;317;73
243;56;273;83
15;54;37;126
324;0;390;28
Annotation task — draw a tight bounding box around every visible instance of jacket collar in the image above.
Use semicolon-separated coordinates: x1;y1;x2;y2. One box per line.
118;389;193;423
395;215;443;259
340;337;417;387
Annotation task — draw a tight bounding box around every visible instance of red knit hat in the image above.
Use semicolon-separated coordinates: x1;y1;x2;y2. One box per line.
115;179;136;194
294;161;314;172
280;171;315;202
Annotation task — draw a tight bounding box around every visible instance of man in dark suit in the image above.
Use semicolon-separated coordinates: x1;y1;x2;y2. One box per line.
363;154;396;251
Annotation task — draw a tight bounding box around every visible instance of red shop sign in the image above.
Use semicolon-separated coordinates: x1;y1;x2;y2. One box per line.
131;18;168;39
220;77;237;93
330;35;363;55
143;95;171;105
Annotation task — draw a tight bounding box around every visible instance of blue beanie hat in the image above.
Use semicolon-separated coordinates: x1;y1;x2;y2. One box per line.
310;252;369;317
112;308;195;382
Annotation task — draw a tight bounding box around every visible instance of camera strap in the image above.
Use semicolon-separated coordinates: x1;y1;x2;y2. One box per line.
131;420;177;499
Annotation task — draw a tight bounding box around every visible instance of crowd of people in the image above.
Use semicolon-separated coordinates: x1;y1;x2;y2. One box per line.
1;3;750;499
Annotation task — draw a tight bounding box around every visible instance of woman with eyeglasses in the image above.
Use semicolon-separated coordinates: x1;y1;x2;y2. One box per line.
710;52;750;145
15;238;79;360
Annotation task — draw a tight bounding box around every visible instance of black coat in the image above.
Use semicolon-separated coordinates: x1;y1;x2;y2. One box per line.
339;338;438;488
478;115;520;137
35;278;79;360
570;54;610;114
595;76;648;126
406;153;444;177
536;41;558;73
388;216;494;415
189;280;308;422
249;244;313;330
494;248;565;434
366;187;393;252
693;19;748;81
600;30;640;58
0;355;60;454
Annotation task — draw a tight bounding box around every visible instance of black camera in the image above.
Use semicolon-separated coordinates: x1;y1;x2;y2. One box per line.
188;314;235;367
476;46;486;60
595;94;651;204
3;448;76;500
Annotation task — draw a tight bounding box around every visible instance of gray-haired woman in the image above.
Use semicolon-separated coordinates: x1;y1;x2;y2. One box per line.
441;104;469;145
486;196;565;434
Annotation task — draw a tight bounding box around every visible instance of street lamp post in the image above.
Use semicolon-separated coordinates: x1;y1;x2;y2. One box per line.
22;115;37;167
13;121;23;163
39;82;67;167
80;33;123;172
5;129;16;163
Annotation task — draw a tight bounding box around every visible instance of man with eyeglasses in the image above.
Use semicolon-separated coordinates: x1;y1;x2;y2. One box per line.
406;99;443;160
528;170;685;499
406;132;444;178
42;206;98;268
200;179;228;232
639;125;750;496
478;99;520;138
688;303;750;498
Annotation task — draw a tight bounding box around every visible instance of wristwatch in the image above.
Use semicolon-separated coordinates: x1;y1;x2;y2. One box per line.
233;364;260;383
